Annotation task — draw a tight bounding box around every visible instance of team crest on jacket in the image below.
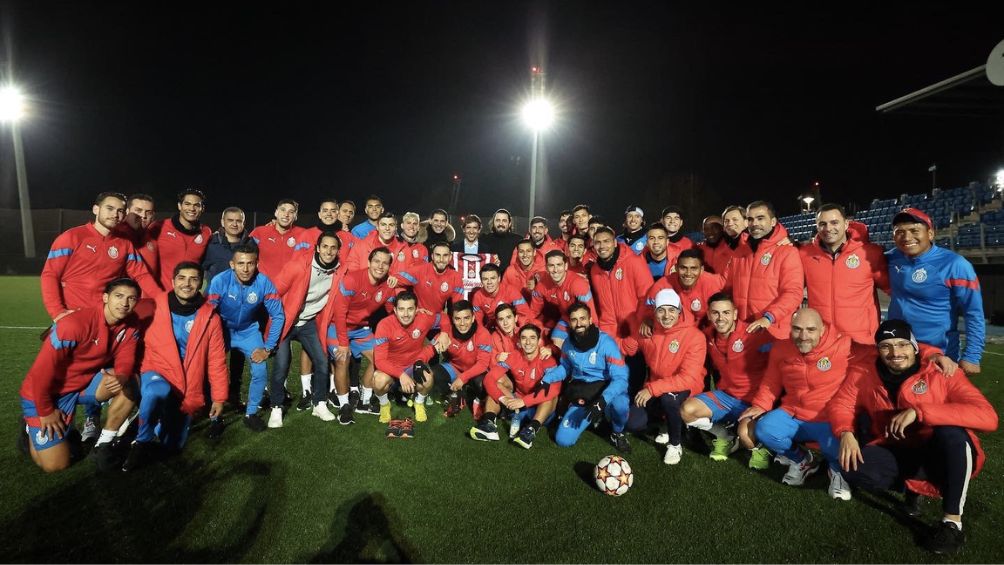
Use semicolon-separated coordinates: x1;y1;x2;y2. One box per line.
588;351;597;364
411;328;421;339
563;291;570;302
247;292;258;304
397;251;405;263
194;234;204;245
732;339;744;353
669;340;680;353
615;268;623;281
286;237;296;247
466;341;474;352
634;241;644;251
375;290;383;302
440;282;449;293
845;254;860;269
185;320;194;333
760;253;772;266
107;246;119;259
690;298;701;311
912;268;928;283
146;241;155;251
412;249;419;259
912;379;928;394
816;357;831;371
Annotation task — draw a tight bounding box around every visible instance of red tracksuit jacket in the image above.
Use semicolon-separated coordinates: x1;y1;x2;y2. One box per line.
632;312;707;396
249;223;308;279
372;311;438;378
484;349;561;407
439;320;494;383
470;284;532;331
327;269;396;347
724;224;804;339
589;243;653;340
272;256;347;349
706;320;773;403
397;262;464;314
641;271;726;330
344;231;410;274
502;260;542;303
148;217;212;290
697;240;734;275
529;272;597;333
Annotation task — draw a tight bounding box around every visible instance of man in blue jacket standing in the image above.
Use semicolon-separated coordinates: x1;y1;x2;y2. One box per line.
206;244;285;431
887;208;984;375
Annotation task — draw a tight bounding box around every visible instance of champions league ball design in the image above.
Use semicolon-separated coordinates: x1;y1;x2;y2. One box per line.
594;455;634;496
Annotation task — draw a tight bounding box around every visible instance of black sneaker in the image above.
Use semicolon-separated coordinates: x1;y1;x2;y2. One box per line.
296;393;312;412
91;443;123;472
610;432;632;454
924;521;965;555
367;396;380;415
329;394;341;408
121;441;155;472
243;413;267;432
206;417;225;440
338;400;356;425
902;491;923;517
513;425;537;449
469;419;500;442
16;424;29;457
283;391;294;407
355;395;372;414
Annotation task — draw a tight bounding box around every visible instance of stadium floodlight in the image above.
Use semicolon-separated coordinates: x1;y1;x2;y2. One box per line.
802;196;815;205
521;98;555;132
0;86;26;123
995;169;1004;190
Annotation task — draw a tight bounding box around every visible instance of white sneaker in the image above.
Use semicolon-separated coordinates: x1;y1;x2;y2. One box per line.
781;451;820;486
654;432;670;445
663;444;683;465
828;468;853;500
267;406;284;429
81;416;99;442
312;402;336;422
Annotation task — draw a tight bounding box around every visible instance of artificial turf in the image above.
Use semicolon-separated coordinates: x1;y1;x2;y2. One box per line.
1;275;1002;563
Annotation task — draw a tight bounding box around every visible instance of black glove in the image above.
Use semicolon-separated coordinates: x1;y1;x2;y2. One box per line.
412;361;431;385
584;397;607;422
531;379;551;397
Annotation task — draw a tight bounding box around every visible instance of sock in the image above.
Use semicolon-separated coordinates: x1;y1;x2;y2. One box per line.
415;393;427;405
360;386;373;404
329;373;336;392
338;393;349;406
95;429;117;446
484;412;497;423
688;417;712;431
528;419;542;432
377;393;389;406
709;422;735;440
943;518;962;531
300;374;311;395
351;385;359;395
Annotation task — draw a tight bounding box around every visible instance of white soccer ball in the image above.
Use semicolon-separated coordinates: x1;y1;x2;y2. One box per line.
594;454;634;496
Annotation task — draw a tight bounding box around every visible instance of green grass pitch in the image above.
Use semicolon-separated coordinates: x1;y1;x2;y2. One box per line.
1;275;1002;563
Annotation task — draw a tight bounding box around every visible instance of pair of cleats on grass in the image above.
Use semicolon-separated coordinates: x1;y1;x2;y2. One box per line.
386;418;414;439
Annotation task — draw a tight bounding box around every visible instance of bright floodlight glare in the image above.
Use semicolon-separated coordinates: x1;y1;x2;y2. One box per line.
521;98;554;132
995;169;1004;188
0;86;26;123
802;196;815;205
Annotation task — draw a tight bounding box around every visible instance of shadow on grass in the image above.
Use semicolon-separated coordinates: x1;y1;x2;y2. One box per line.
0;456;279;562
311;492;421;563
574;461;600;493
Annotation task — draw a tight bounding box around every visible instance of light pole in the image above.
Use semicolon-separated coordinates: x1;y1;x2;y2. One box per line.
0;84;34;258
521;66;553;222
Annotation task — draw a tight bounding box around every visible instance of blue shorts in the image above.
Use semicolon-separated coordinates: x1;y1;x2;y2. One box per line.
21;371;103;452
551;320;569;342
694;390;748;425
327;325;375;359
439;362;458;382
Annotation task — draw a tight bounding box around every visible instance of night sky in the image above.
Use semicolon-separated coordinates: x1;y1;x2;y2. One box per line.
2;2;1003;225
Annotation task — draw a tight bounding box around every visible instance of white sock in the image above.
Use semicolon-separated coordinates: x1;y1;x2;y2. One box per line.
338;393;349;406
415;393;427;404
300;374;311;395
361;386;373;403
688;417;712;431
351;385;359;395
95;429;117;446
329;373;336;392
943;518;962;531
377;393;389;405
709;422;735;441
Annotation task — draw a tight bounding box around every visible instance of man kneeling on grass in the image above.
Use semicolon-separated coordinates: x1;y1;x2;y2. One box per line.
371;291;438;424
828;319;998;555
472;323;562;448
19;278;142;473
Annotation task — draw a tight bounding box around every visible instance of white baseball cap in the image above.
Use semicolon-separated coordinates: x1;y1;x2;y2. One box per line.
654;288;682;310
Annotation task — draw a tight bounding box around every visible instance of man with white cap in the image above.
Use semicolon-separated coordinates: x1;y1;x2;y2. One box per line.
829;319;997;554
617;205;648;255
624;288;706;465
887;207;984;375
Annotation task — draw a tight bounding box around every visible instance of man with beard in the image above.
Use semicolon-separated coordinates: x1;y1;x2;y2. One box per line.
398;242;464;328
250;199;307;278
529;250;597;348
435;301;494;419
470;263;530;331
588;227;651;353
541;302;631;453
617;205;648;255
350;195;385;239
725;201;804;339
206;245;285;432
508;216;560;271
800;204;889;345
484;209;523;270
123;263;228;471
148;189;213;289
829;319;997;554
697;215;731;275
475;323;561;448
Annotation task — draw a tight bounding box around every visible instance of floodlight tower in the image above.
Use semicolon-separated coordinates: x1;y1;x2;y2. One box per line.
0;61;34;258
522;66;553;222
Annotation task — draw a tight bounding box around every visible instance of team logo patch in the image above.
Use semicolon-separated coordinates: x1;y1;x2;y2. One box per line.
440;282;449;293
146;242;155;251
615;268;623;281
247;292;258;304
816;357;832;371
588;351;597;364
669;340;680;353
634;241;644;251
375;290;383;302
732;339;744;353
912;380;928;395
411;328;421;339
466;341;474;352
185;320;194;333
690;298;701;312
286;237;296;248
912;268;928;283
563;291;570;302
194;234;204;245
845;254;861;269
107;246;119;259
760;252;772;266
34;430;49;446
412;249;419;259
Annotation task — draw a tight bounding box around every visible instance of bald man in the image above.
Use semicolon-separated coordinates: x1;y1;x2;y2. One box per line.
739;308;856;500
